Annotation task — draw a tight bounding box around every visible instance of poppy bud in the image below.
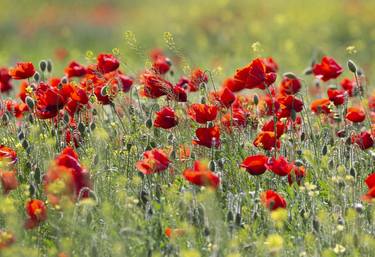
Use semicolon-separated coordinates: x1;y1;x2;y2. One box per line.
22;140;29;149
190;152;196;159
90;122;96;131
126;143;132;151
149;141;156;148
235;213;242;226
347;60;357;73
300;132;306;141
304;67;313;75
218;158;225;169
226;210;234;222
28;114;34;124
207;121;214;128
349;167;356;177
78;122;86;134
18;131;25;141
283;72;298;79
34;167;41;184
100;86;109;97
61;76;68;84
356;69;363;76
200;97;206;104
25;96;35;109
253;94;259;106
337;217;345;225
47;60;53;73
94;154;99;165
290;109;297;121
313;219;320;232
92;109;98;116
295;159;304;166
33;72;40;82
354;203;363;213
209;160;216;171
29;184;36;197
39;60;47;72
321;145;327;155
145;118;153;129
63;113;70;124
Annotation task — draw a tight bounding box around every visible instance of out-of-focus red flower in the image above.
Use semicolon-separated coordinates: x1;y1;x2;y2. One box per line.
327;88;346;106
5;100;29;119
0;170;18;194
25;199;47;229
368;93;375;112
259;95;280;116
193;126;221;148
165;227;186;238
140;71;173;98
188;104;218;124
279;77;301;95
9;62;35;80
117;74;133;93
154;107;178;129
261;57;279;73
241;154;268;175
365;173;375;189
168;85;187;102
0;146;17;166
0;68;12;93
183;160;220;188
18;81;29;102
64;61;87;78
34;82;67;119
310;98;331;114
188;69;208;92
287;165;306;185
362;187;375;202
340;78;356;97
351;131;373;150
276;95;303;118
262;119;286;139
266;156;293;176
312;56;343;81
218;87;236;108
221;107;248;130
346;107;366;123
223;77;245;92
152;55;171;75
0;230;15;249
136;148;171;175
97;53;119;74
261;190;287;211
234;58;277;90
253;131;280;150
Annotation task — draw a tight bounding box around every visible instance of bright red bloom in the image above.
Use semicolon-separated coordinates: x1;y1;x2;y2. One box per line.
259;95;280;116
34;82;67;119
261;57;279;73
287;165;306;185
266;156;293;176
187;104;218;124
351;131;373;150
167;85;187;102
365;173;375;189
279;77;301;95
0;68;12;93
154;107;178;129
9;62;35;80
5;100;29;119
261;190;287;211
64;61;87;78
221;107;248;129
152;55;171;75
193;126;221;148
234;58;277;90
183;161;220;188
340;78;356;97
117;74;133;93
277;95;303;118
327;88;346;106
140;71;173;98
136;148;171;175
262;119;286;138
362;187;375;202
253;131;280;151
25;199;47;229
223;77;245;92
312;56;343;81
310;98;331;114
0;146;17;166
241;154;268;175
97;53;120;73
188;69;208;92
219;87;236;108
346;107;366;123
0;170;18;194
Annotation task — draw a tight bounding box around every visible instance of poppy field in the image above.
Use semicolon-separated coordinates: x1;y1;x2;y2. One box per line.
0;1;374;256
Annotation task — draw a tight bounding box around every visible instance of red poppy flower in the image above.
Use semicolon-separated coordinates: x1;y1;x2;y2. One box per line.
140;71;173;98
327;88;346;106
167;85;187;102
97;53;120;74
188;68;208;92
259;95;280;116
362;187;375;202
340;78;356;97
261;190;287;211
25;199;47;229
310;98;331;114
9;62;35;80
5;100;29;119
0;170;18;194
277;95;304;118
136;148;171;175
365;173;375;189
152;56;171;75
351;131;373;150
154;107;178;129
221;107;248;129
312;56;343;81
193;126;221;148
117;74;133;93
34;82;67;119
223;77;245;92
266;156;293;176
234;58;277;90
183;160;220;188
262;119;286;139
279;77;301;95
346;107;366;123
253;131;280;150
64;61;87;78
219;87;236;108
261;57;279;73
0;68;12;93
0;146;17;166
241;154;268;175
287;165;306;185
368;93;375;112
187;104;218;124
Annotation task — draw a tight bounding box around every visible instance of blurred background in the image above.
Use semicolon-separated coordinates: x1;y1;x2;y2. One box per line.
0;0;374;79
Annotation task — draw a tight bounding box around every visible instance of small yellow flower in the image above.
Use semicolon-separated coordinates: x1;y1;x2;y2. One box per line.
265;234;284;254
333;244;346;254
